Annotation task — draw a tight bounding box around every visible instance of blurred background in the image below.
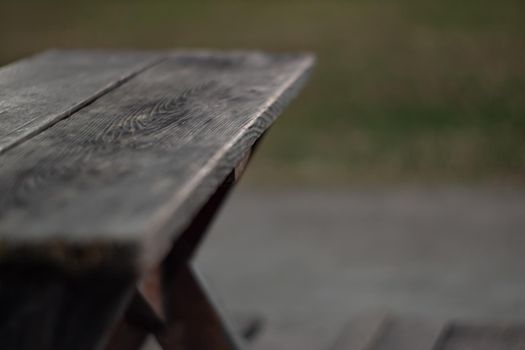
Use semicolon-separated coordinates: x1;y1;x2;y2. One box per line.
2;0;524;186
1;0;525;348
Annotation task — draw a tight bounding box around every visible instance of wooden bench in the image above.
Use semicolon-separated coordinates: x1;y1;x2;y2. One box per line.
0;50;313;350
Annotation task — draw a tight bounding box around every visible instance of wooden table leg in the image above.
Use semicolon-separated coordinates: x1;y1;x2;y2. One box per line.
155;264;245;350
106;155;262;350
105;264;247;350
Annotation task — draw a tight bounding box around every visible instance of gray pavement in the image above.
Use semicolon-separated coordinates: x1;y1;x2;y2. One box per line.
192;187;525;349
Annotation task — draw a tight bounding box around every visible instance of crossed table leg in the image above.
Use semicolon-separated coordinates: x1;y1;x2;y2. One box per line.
104;151;255;350
105;264;244;350
0;150;259;350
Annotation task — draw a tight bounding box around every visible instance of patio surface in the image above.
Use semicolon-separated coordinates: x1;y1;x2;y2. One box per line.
193;187;525;349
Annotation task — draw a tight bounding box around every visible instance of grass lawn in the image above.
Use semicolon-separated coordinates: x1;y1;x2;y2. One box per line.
1;0;524;186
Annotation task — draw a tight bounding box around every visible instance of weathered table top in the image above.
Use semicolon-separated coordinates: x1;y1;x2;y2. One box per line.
0;49;313;273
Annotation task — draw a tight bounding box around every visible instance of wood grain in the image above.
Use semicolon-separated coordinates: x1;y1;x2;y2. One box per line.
0;50;163;154
0;50;313;272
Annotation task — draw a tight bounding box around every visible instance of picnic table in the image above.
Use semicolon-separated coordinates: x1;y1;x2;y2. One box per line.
0;50;313;350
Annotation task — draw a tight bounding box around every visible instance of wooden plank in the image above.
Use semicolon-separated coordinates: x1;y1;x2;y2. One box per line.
435;322;525;350
331;313;525;350
0;50;313;272
0;50;163;154
331;311;447;350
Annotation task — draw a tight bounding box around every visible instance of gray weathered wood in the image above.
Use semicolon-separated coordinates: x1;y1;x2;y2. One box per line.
0;50;313;272
436;322;525;350
332;312;525;350
0;50;163;154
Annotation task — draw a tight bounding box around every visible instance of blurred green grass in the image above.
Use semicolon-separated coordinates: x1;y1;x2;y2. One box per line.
1;0;524;186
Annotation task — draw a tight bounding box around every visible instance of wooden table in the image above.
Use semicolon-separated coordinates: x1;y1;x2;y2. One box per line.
0;50;313;350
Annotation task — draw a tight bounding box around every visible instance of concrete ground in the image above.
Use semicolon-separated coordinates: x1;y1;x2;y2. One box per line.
191;187;525;349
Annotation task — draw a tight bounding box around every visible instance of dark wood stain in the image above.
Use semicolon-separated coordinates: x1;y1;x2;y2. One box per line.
0;259;135;350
